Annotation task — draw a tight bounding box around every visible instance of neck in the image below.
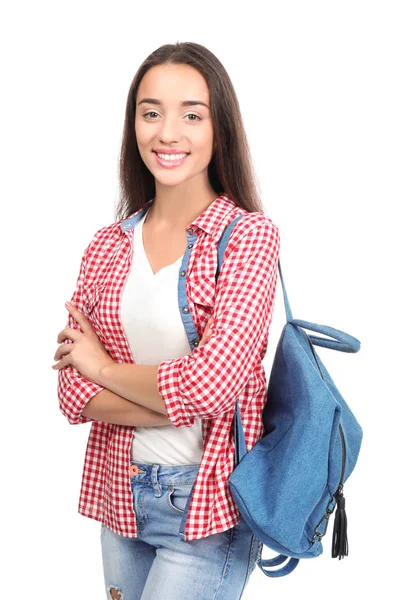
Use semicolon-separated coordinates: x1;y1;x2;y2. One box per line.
147;187;220;230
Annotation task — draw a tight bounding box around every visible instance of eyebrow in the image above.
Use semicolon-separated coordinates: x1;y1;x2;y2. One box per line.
137;98;209;109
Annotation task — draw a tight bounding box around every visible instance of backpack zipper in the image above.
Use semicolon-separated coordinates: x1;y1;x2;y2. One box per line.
335;424;346;498
303;330;348;555
310;425;346;546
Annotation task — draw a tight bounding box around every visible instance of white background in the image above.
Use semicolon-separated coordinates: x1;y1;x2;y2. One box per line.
1;1;399;598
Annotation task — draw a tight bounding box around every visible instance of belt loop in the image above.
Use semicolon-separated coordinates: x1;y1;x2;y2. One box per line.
151;464;162;497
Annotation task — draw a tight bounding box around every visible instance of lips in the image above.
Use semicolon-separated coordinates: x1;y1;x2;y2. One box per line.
153;152;189;169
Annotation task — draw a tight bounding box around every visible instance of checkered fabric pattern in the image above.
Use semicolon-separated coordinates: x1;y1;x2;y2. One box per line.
57;193;280;540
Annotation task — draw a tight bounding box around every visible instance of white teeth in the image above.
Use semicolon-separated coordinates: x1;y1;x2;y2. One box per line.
156;152;187;161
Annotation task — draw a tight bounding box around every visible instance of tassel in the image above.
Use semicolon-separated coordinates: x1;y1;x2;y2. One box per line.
331;490;349;559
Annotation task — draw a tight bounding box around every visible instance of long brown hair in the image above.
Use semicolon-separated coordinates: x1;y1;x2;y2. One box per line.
115;41;266;222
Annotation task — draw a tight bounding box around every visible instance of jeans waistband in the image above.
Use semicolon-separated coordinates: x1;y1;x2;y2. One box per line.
129;461;201;485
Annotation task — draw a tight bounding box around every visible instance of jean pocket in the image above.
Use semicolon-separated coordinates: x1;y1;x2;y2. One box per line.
166;484;192;514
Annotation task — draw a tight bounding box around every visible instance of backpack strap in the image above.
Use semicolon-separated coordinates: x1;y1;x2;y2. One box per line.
216;214;246;278
217;214;299;577
258;555;300;577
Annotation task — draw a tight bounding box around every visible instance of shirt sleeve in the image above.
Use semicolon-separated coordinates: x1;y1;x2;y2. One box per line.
57;244;105;425
157;218;280;428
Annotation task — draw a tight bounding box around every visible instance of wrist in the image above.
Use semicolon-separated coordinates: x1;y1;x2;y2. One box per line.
98;360;114;388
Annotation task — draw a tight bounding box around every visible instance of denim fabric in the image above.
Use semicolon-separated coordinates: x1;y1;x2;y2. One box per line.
100;461;262;600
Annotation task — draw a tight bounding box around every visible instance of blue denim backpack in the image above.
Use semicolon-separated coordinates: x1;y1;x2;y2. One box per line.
215;214;363;578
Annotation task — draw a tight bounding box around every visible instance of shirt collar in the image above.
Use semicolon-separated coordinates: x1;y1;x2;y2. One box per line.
119;193;236;237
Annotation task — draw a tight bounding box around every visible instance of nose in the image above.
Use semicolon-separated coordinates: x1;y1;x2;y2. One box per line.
158;115;184;143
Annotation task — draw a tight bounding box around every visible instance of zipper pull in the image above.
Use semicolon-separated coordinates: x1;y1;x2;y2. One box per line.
331;486;349;559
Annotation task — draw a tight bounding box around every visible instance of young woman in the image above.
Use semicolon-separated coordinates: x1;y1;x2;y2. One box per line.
53;41;280;599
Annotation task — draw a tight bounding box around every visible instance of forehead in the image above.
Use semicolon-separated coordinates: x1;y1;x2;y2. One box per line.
137;64;210;104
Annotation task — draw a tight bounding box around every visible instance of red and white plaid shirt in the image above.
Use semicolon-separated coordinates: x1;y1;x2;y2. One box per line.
57;193;280;541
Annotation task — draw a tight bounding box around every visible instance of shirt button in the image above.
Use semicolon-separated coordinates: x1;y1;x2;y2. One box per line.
182;307;189;313
193;340;199;347
187;243;193;249
180;270;186;277
187;228;193;234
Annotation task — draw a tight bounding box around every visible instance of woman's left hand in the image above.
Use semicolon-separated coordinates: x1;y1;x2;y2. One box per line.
52;302;114;384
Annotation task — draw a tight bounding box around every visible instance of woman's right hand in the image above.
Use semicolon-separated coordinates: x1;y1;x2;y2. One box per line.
198;317;215;348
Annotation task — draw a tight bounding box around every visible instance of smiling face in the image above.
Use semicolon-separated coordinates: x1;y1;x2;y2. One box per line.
135;63;215;191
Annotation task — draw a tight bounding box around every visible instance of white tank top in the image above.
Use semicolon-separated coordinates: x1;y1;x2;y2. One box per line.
120;208;204;465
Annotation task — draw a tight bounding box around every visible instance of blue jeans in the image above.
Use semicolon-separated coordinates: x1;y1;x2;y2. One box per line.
100;461;263;599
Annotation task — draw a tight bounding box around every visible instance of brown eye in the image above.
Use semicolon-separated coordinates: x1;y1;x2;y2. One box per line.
143;112;201;121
